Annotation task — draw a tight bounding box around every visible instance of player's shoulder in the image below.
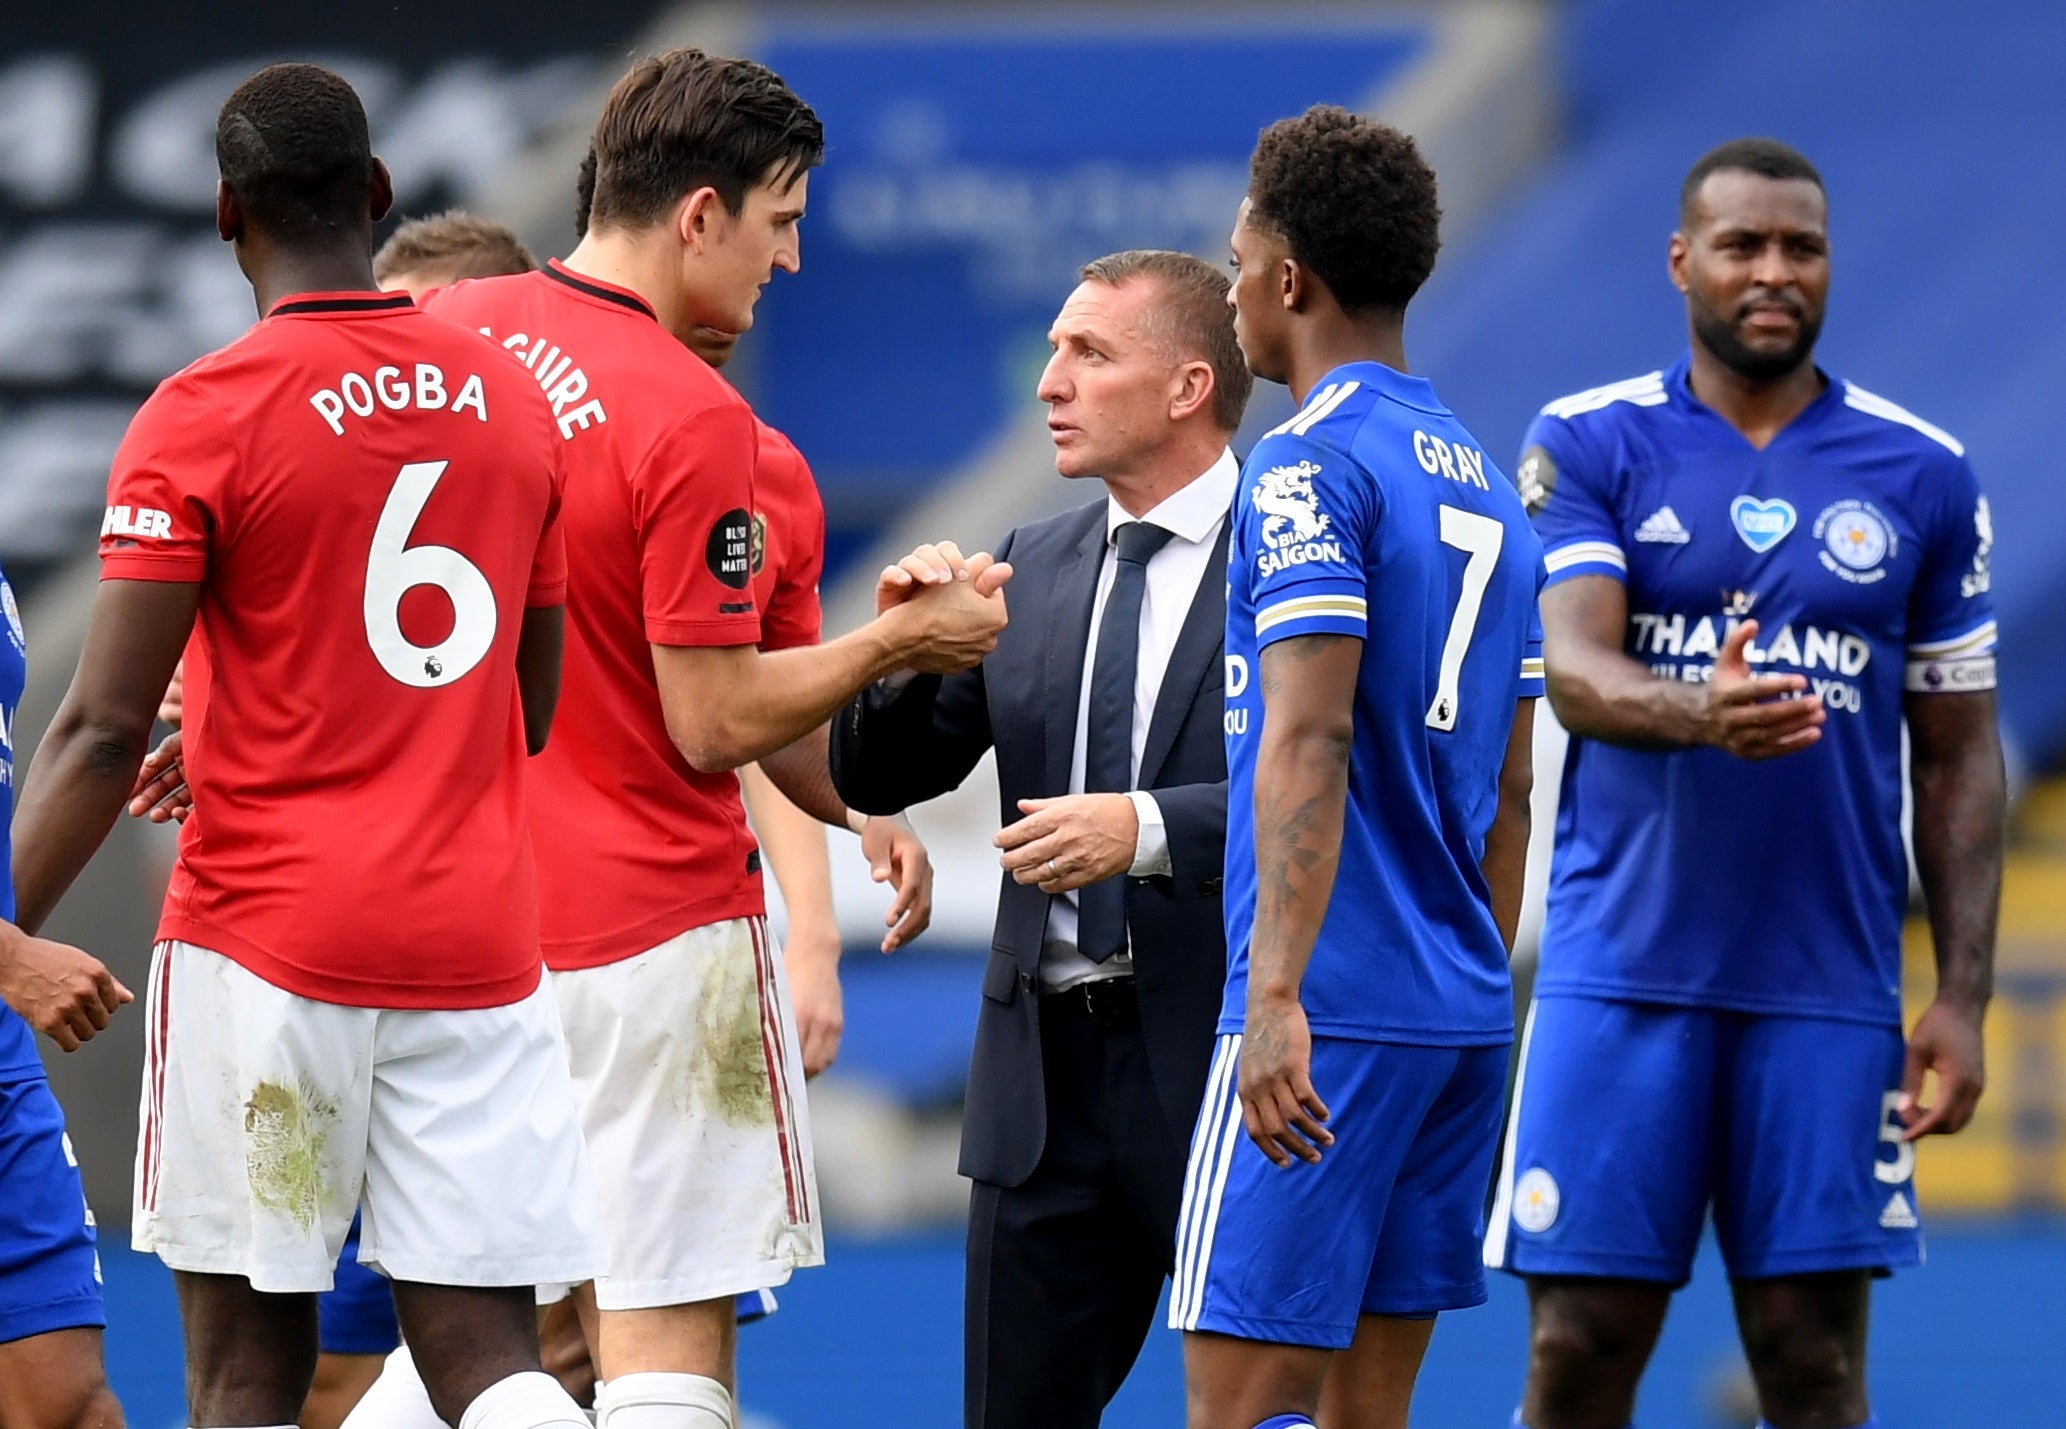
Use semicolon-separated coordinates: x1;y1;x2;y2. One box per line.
753;421;821;507
1532;369;1671;430
1829;377;1969;465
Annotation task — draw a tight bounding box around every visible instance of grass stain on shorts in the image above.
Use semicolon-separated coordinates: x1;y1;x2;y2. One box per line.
244;1079;336;1232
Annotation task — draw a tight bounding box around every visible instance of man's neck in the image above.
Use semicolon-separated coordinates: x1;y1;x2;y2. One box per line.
1102;432;1228;519
563;229;697;341
1685;342;1825;451
248;246;381;317
1284;311;1408;407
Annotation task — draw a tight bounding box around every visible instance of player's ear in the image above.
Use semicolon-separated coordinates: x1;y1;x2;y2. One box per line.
1169;358;1214;423
677;186;722;252
1280;256;1306;313
215;179;241;244
368;157;395;226
1667;230;1691;295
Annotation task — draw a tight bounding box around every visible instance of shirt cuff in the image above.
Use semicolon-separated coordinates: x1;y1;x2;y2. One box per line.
1127;790;1171;877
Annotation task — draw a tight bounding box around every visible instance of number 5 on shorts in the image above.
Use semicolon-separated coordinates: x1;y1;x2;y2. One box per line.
364;460;497;689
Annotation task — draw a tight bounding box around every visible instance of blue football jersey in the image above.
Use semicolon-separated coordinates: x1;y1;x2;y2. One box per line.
1526;356;1997;1025
0;566;42;1081
1222;362;1546;1045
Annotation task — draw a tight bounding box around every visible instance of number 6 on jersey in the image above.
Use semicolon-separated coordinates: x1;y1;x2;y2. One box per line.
364;460;498;688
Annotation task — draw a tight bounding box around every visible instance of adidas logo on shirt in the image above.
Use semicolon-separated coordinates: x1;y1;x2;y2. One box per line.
1633;506;1692;544
1879;1190;1919;1230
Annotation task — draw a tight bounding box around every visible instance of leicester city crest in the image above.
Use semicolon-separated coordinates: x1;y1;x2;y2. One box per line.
1813;499;1897;584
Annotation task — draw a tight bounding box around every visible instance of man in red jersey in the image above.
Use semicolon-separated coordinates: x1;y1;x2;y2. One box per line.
11;65;603;1429
423;50;1008;1429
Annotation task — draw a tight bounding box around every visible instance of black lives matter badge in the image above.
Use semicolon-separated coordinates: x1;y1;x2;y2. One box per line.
707;508;755;589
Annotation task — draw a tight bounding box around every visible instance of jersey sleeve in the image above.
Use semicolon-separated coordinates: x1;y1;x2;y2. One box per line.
98;378;237;583
1904;454;1997;693
631;401;763;647
1237;431;1376;649
757;442;826;652
526;440;569;609
1519;412;1625;588
1518;560;1547;698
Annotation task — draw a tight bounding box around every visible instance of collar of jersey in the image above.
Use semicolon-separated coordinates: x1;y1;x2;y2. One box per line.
1312;358;1448;414
266;290;415;318
544;259;657;319
1667;352;1844;432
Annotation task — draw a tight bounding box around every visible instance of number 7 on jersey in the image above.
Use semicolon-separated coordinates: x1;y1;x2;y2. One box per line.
1426;504;1505;732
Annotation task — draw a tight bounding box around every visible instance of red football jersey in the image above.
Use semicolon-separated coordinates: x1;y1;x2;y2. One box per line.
424;262;767;969
752;422;825;653
100;291;566;1009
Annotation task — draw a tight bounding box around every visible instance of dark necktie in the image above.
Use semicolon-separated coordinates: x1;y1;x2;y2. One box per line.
1076;519;1175;961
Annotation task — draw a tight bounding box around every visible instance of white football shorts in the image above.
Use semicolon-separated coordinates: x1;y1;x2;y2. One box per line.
550;916;822;1310
133;941;604;1293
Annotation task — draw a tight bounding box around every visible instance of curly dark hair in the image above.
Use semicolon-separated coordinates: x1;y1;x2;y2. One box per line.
1246;105;1441;315
589;48;822;231
1679;137;1823;225
215;63;372;238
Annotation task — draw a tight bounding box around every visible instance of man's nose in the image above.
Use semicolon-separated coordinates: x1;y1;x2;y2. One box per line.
1036;354;1069;403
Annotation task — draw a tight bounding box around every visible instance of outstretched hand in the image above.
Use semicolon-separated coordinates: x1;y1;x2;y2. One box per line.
1701;619;1825;760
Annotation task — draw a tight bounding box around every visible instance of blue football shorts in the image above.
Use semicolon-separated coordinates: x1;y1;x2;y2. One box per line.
1170;1031;1509;1349
318;1214;399;1356
1483;995;1923;1284
0;1075;105;1346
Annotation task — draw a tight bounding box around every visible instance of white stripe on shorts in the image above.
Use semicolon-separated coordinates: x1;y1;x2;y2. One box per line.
1481;1001;1538;1268
1172;1032;1245;1331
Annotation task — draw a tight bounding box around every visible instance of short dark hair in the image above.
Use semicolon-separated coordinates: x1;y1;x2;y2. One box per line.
588;48;823;231
1680;138;1824;225
574;144;598;238
1079;250;1253;432
1246;105;1441;315
374;211;536;285
216;63;373;238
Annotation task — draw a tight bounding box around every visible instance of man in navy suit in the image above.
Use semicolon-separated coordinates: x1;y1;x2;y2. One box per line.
833;249;1251;1429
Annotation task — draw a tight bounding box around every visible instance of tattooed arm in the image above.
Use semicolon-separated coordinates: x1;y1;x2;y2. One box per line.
1238;632;1361;1168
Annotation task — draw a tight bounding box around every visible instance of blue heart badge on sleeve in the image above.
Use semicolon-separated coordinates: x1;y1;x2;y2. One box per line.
1729;496;1797;553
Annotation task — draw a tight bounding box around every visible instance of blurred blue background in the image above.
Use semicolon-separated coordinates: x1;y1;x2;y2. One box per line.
4;0;2064;1422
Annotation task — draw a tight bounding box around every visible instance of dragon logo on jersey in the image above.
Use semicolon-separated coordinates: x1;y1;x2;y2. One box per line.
1255;461;1332;547
1253;461;1347;577
1814;500;1898;584
1729;496;1796;553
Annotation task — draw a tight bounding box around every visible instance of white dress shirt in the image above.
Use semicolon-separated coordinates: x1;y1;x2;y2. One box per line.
1042;449;1239;991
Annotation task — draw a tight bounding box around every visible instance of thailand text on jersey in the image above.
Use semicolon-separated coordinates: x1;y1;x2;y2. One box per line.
99;292;566;1009
425;263;772;969
1222;361;1545;1045
1525;355;1996;1023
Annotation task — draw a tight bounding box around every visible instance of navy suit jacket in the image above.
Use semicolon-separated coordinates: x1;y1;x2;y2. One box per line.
831;498;1229;1187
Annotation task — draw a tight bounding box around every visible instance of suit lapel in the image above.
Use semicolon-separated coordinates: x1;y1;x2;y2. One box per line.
1138;523;1229;787
1043;511;1109;795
